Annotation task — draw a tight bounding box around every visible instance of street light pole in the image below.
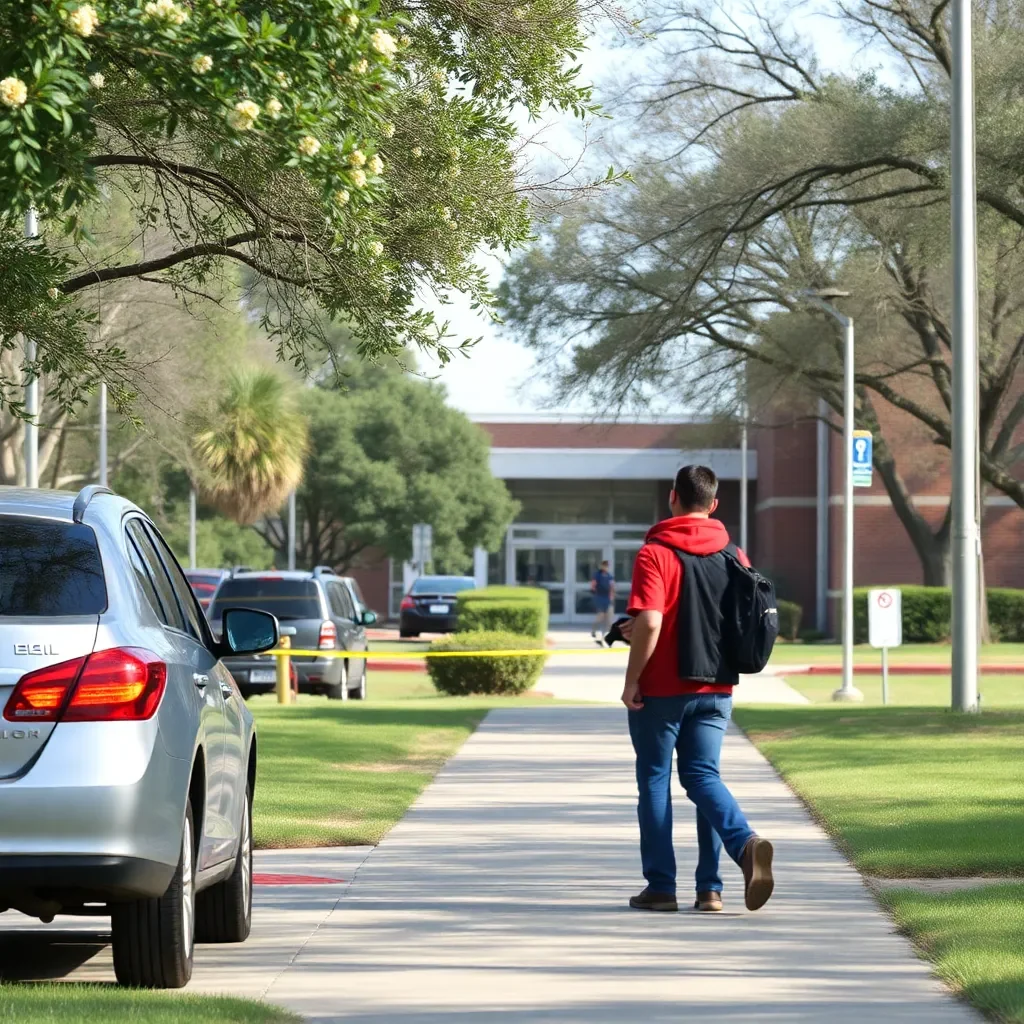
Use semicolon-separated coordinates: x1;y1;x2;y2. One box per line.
23;208;39;489
740;403;749;553
950;0;980;713
801;290;863;702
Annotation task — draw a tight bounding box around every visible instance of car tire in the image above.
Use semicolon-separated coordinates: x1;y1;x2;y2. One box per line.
400;630;420;639
240;689;252;701
195;782;253;944
348;667;367;700
326;660;348;700
111;799;195;989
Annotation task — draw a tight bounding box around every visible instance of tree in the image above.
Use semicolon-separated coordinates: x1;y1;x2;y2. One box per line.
258;373;516;572
499;0;1024;584
192;366;307;525
1;0;625;408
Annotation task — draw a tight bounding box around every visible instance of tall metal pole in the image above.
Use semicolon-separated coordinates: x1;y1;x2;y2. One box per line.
739;412;749;553
835;315;860;701
287;490;297;571
98;382;108;487
23;208;39;489
950;0;980;712
188;489;198;570
815;398;830;635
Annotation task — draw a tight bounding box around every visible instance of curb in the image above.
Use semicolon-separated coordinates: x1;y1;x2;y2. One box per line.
788;663;1024;676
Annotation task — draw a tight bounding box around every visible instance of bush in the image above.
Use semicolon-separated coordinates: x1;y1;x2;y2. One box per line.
428;631;549;696
853;586;951;643
986;589;1024;642
777;600;803;642
457;586;549;639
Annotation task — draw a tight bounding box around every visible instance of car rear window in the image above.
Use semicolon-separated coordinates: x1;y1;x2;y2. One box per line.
410;577;476;594
0;516;107;616
210;578;321;620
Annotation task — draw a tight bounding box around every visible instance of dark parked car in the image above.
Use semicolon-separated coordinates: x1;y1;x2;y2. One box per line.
209;567;376;700
399;575;477;638
183;568;230;612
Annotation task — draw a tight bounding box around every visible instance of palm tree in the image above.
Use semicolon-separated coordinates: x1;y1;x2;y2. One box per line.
192;368;308;525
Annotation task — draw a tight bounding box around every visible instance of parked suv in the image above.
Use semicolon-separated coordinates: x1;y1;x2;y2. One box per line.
0;485;278;989
209;567;377;700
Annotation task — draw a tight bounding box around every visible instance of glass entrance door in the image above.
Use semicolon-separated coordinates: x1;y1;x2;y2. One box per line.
513;546;566;618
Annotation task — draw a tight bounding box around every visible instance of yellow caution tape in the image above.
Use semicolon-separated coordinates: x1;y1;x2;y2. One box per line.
265;647;624;659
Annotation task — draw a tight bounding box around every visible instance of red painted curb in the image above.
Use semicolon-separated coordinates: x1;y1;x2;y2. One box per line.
789;663;1024;676
372;660;427;673
254;874;346;886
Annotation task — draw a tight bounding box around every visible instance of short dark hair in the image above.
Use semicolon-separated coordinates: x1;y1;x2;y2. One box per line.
673;465;719;512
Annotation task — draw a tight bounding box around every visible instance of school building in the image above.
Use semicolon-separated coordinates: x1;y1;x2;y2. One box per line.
350;412;1024;632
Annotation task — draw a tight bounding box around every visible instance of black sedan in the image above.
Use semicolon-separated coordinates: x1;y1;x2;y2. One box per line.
398;575;477;637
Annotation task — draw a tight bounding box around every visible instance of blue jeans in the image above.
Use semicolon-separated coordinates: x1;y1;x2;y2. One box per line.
627;693;755;896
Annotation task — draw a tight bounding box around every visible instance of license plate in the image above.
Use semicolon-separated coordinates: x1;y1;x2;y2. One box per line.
429;604;449;615
250;669;276;683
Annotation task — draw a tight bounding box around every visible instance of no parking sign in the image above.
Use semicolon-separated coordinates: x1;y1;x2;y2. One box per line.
868;589;902;649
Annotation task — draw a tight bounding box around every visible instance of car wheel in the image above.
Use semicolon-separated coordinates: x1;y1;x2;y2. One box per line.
348;667;367;700
195;781;253;943
399;630;420;639
326;660;348;700
111;798;195;988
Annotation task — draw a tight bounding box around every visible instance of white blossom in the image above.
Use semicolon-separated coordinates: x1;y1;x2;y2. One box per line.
348;167;367;188
226;99;260;131
143;0;189;24
368;154;384;175
47;287;61;300
0;77;27;108
68;4;100;37
381;121;395;139
344;12;359;30
297;135;321;157
350;58;369;75
88;71;105;89
410;145;423;158
335;188;351;206
369;240;384;257
191;54;213;75
370;30;397;59
266;97;283;119
348;149;367;168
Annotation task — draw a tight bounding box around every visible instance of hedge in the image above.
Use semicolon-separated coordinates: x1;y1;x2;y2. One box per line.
777;600;802;642
427;630;549;696
852;586;1024;643
457;586;549;639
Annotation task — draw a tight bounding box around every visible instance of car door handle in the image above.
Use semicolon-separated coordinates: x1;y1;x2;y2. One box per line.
193;673;210;690
220;682;235;700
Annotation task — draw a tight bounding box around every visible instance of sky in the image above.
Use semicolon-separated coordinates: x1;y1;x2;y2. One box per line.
425;4;895;418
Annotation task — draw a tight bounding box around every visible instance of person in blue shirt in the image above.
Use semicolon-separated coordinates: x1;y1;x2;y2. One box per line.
591;560;615;641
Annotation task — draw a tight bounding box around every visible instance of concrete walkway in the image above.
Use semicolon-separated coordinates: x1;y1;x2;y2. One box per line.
262;706;974;1022
1;707;977;1022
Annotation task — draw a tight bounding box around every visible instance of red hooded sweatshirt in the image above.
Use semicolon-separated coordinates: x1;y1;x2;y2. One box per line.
627;515;750;697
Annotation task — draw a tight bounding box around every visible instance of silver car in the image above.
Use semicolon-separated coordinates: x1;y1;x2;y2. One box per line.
0;485;279;988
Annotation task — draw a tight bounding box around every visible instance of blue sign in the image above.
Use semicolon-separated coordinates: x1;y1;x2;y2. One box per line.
852;430;873;488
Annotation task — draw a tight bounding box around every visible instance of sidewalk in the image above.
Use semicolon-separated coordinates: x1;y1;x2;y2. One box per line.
260;706;976;1022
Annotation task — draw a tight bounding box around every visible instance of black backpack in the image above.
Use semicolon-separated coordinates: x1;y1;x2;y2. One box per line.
654;542;779;682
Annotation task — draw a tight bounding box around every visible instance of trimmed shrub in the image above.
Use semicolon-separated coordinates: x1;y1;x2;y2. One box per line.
777;600;802;642
986;589;1024;642
457;586;549;639
428;630;549;696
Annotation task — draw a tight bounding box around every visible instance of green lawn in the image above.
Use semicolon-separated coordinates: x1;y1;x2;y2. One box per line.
880;885;1024;1023
250;671;558;848
0;986;299;1023
785;673;1024;707
733;706;1024;877
367;639;430;655
769;642;1024;666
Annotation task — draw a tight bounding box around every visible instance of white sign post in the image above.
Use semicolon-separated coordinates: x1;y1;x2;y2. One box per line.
868;588;902;704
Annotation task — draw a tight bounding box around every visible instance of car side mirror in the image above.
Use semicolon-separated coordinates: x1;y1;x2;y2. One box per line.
219;608;279;656
360;610;378;627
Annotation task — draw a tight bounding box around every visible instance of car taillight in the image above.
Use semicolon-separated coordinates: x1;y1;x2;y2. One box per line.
400;596;415;610
318;621;337;650
3;656;87;721
3;648;166;724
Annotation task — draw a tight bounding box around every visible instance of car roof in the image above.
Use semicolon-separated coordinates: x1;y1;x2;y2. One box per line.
0;485;140;522
415;575;475;581
225;571;331;581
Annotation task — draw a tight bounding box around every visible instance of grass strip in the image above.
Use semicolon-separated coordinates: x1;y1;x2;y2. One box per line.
733;706;1024;877
0;986;299;1023
879;884;1024;1023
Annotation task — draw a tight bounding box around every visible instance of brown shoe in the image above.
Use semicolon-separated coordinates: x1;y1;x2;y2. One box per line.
741;836;774;911
694;891;723;912
629;887;678;912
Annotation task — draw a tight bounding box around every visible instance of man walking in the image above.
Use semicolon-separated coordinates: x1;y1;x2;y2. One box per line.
622;465;774;913
591;559;615;641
